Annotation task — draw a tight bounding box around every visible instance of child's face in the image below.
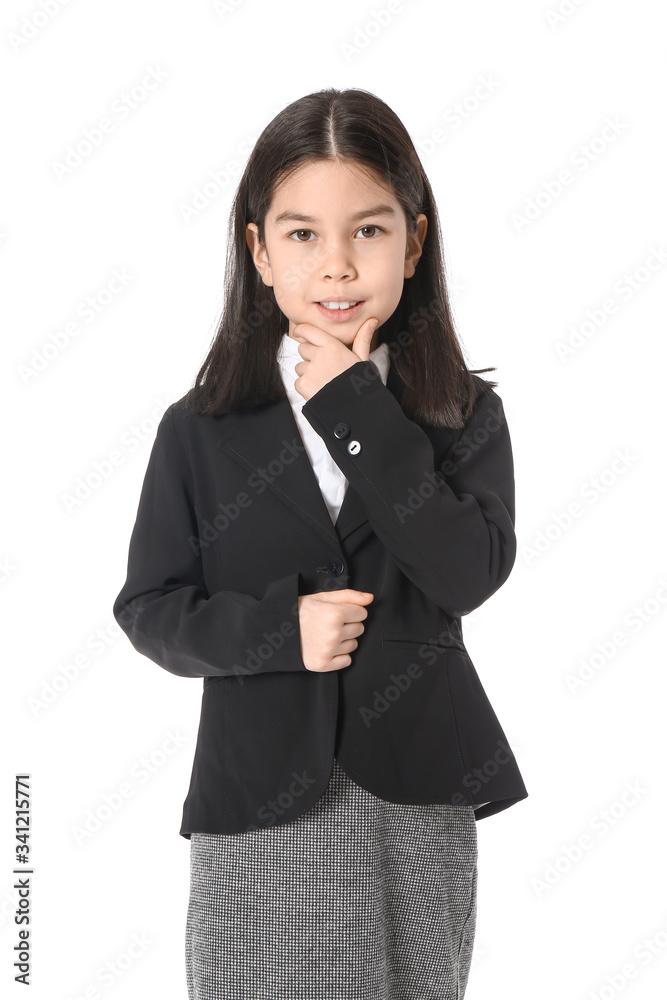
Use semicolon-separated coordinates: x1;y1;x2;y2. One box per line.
246;158;427;352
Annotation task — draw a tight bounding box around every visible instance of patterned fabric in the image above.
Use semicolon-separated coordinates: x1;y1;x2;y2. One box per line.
185;757;478;999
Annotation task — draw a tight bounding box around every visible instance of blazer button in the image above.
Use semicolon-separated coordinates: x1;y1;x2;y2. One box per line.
347;440;361;455
333;422;350;439
328;558;345;576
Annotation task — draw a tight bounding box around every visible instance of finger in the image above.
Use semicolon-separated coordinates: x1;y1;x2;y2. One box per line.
292;323;336;346
318;589;373;602
353;318;379;360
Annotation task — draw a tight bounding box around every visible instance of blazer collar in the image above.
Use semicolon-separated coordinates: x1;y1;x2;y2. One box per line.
216;359;405;547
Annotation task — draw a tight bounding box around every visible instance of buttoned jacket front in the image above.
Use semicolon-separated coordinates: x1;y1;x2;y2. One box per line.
113;357;529;838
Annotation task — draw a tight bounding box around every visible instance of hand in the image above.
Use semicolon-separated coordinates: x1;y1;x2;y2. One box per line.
291;317;380;401
297;589;374;672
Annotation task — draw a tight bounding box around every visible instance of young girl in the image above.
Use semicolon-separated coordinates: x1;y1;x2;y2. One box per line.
113;86;528;1000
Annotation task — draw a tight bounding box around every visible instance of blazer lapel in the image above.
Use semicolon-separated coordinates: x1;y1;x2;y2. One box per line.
216;358;405;546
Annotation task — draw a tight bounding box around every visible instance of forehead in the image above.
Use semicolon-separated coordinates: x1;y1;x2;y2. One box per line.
268;159;399;220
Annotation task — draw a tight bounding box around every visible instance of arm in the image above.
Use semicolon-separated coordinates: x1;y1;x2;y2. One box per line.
301;361;517;617
112;405;308;681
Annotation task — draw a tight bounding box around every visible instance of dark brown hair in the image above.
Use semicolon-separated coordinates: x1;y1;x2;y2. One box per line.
182;87;497;429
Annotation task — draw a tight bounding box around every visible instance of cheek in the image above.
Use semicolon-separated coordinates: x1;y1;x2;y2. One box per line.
270;269;296;299
373;246;405;278
272;256;309;297
379;253;408;296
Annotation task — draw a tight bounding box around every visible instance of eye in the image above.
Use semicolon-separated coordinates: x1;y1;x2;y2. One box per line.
355;225;383;238
287;229;316;242
286;225;385;242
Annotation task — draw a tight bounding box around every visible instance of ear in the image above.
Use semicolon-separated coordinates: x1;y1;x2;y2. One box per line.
404;213;428;279
246;222;274;287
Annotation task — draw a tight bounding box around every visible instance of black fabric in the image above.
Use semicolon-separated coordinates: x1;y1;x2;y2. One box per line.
113;360;529;836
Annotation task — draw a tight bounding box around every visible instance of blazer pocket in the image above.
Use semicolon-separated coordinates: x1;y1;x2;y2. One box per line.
380;630;465;653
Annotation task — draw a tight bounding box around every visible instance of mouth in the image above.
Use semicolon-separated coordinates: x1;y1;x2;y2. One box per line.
315;300;365;321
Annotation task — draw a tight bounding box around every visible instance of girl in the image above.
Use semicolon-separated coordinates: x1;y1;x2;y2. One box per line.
113;87;528;1000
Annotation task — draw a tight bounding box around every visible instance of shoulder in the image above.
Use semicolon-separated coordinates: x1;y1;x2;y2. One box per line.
168;386;251;419
159;392;235;450
469;372;506;411
470;371;500;402
167;393;193;425
165;393;216;429
458;374;511;438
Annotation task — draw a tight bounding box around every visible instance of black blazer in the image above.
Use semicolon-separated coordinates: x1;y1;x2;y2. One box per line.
113;358;528;838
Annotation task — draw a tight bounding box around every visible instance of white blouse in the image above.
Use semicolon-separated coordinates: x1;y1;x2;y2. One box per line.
276;332;391;526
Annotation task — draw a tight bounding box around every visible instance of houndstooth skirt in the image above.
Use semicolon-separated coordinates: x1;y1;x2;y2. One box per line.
185;756;478;1000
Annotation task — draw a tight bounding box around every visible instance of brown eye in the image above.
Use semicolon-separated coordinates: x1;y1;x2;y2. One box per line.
356;225;382;238
288;229;314;242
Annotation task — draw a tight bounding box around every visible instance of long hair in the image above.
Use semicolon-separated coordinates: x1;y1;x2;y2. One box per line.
182;87;498;429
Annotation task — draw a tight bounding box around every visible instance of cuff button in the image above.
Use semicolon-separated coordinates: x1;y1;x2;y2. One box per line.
334;422;350;439
347;440;361;455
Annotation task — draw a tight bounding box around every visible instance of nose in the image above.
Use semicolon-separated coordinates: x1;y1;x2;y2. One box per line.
318;241;357;282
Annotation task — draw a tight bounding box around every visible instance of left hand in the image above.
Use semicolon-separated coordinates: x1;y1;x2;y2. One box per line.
291;317;380;401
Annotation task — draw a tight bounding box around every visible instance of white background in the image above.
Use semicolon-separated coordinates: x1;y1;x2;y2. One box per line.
2;0;666;997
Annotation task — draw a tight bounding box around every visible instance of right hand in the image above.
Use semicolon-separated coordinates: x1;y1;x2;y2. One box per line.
297;589;374;672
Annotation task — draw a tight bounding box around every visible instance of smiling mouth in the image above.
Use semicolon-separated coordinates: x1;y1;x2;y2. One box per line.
316;300;363;311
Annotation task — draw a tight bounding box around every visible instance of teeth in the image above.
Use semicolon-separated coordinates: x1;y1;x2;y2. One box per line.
319;301;359;310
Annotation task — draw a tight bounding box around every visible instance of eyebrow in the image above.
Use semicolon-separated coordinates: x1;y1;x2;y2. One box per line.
273;204;397;225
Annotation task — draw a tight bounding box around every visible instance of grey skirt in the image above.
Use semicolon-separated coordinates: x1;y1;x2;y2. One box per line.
185;756;478;1000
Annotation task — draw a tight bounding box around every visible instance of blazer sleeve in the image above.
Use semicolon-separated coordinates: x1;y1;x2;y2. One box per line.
301;361;517;617
112;404;308;681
